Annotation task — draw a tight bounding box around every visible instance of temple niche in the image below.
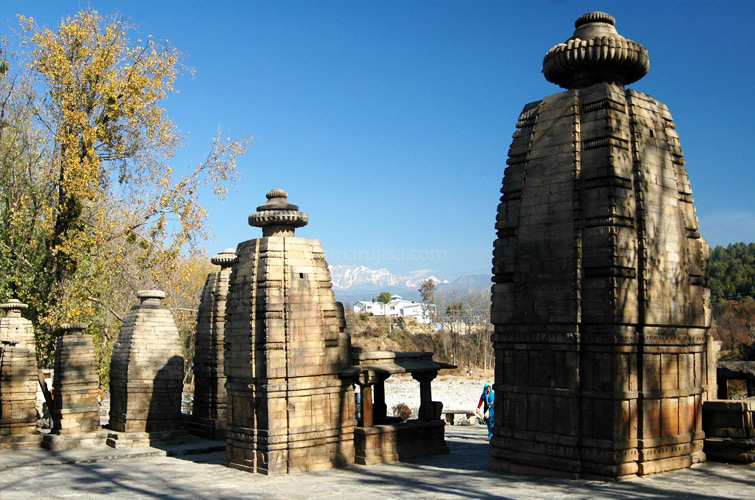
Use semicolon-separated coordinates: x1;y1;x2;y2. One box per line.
490;12;714;479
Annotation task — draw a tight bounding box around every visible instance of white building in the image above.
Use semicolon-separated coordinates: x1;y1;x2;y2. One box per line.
353;295;434;324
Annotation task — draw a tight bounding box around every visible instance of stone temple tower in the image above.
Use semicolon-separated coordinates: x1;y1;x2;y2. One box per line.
490;12;713;479
224;189;356;474
186;248;236;440
109;290;184;437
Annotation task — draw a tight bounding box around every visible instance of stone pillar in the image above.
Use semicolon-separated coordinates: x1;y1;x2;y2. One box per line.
373;375;388;421
412;371;437;422
490;12;712;479
187;248;237;440
0;300;40;449
361;385;374;428
225;189;356;474
50;323;100;434
108;290;184;443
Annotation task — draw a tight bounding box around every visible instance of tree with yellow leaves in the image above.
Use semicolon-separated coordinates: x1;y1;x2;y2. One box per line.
0;10;249;371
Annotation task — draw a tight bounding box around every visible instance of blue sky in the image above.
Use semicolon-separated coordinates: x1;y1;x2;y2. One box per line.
3;1;754;280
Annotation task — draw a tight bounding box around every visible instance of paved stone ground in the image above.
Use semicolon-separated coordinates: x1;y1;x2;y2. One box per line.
1;427;753;499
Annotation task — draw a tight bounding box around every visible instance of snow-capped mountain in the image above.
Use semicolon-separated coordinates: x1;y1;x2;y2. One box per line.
326;264;494;304
328;264;446;290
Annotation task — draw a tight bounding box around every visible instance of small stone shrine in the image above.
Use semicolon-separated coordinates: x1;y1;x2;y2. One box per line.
351;348;451;465
108;290;185;446
186;248;236;440
224;189;356;474
0;299;41;449
44;322;104;449
490;12;714;478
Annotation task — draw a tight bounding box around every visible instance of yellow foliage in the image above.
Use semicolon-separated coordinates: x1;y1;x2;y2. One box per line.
3;10;250;373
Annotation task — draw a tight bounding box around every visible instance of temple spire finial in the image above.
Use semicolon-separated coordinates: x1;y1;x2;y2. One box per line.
543;11;649;89
248;189;309;237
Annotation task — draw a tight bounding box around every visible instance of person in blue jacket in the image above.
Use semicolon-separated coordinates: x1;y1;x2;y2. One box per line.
477;383;494;439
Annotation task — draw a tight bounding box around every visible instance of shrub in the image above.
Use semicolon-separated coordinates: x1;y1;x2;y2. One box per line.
392;403;412;421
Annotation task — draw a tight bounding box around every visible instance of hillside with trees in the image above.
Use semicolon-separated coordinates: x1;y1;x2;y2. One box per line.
709;243;755;360
348;246;755;364
709;243;755;303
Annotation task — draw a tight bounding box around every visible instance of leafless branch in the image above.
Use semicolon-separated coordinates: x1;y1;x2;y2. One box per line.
86;296;125;323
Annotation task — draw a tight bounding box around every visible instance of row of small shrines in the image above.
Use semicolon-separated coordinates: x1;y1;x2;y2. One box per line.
0;188;452;475
0;291;195;450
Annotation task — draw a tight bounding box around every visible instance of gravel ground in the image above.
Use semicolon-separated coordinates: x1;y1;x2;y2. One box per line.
383;375;492;423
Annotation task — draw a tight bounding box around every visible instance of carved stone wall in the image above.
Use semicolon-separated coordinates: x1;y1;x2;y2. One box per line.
703;398;755;463
224;189;356;474
490;12;713;479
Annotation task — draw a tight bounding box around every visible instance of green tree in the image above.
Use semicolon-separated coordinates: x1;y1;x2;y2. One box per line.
418;278;436;323
376;291;392;304
709;242;755;303
1;11;249;372
445;301;465;322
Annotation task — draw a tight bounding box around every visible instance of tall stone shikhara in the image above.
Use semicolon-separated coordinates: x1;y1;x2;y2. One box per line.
491;12;714;479
186;248;236;439
225;189;356;474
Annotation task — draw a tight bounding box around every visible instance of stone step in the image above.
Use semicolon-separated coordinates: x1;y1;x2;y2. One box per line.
0;433;43;450
105;429;197;449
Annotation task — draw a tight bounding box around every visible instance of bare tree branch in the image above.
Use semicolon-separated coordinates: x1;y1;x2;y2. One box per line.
86;296;125;323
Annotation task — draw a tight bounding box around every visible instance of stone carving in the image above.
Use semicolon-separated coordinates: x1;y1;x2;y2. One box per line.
186;248;237;439
0;299;40;449
490;12;713;479
225;189;356;474
44;322;104;449
108;290;184;444
543;12;649;89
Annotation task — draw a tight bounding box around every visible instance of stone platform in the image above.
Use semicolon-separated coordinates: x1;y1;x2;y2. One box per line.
0;433;42;450
105;429;195;449
704;398;755;463
41;430;108;450
355;419;449;465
